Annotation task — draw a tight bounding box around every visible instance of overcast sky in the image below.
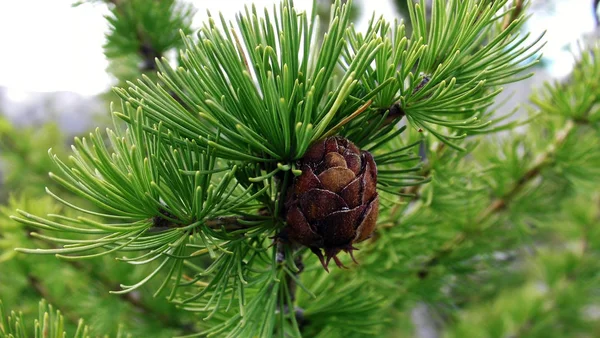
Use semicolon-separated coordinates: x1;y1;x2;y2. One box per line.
0;0;596;99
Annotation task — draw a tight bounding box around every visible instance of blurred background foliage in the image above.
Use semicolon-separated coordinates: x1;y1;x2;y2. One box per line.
1;0;600;337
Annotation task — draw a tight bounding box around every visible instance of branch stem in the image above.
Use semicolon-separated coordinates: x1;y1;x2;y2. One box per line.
276;241;306;330
502;0;525;31
205;216;251;230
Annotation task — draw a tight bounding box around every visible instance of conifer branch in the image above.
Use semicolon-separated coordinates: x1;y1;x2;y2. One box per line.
277;241;306;329
417;118;578;278
69;260;196;334
204;215;257;231
26;275;81;326
18;221;196;334
382;142;446;224
479;122;575;219
152;214;261;232
103;0;194;73
108;0;161;71
501;233;593;338
0;298;94;338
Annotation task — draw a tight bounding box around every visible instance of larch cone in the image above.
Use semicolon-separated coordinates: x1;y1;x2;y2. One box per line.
284;137;379;271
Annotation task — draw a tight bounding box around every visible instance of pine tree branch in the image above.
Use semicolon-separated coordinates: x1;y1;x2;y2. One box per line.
276;241;306;331
68;260;196;334
385;142;447;222
19;224;196;334
26;275;81;325
385;0;527;221
107;0;160;71
510;228;592;338
479;119;575;220
152;215;261;232
417;119;577;278
204;216;254;231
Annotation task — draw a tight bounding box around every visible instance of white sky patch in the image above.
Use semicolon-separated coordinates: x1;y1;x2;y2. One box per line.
526;0;596;77
0;0;596;96
0;0;110;96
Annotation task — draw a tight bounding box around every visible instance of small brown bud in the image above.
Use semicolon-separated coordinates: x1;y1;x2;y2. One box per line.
284;137;379;271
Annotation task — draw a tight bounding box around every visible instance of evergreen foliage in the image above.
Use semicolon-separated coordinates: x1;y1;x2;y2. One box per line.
0;299;92;338
1;0;599;337
104;0;195;72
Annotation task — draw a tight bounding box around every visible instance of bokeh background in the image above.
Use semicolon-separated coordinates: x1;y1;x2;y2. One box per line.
0;0;599;337
0;0;597;136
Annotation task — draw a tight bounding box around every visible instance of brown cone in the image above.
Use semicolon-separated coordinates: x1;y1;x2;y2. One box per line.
285;136;378;271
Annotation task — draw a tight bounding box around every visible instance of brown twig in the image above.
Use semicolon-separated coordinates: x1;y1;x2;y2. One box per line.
502;0;525;30
322;100;373;139
204;215;253;231
151;214;261;232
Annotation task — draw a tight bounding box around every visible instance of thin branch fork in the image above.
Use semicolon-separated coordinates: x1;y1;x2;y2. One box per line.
153;215;263;232
205;216;251;231
417;119;577;278
205;212;275;231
